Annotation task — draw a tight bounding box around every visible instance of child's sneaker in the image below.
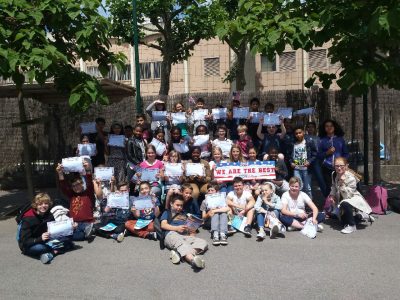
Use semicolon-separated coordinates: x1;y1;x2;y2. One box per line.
170;250;181;264
257;227;266;240
317;224;324;232
220;232;228;245
116;231;125;243
40;252;54;264
270;225;279;239
191;256;205;269
212;231;220;246
146;232;158;241
84;223;94;238
341;224;356;234
243;224;252;237
227;225;237;235
287;226;296;232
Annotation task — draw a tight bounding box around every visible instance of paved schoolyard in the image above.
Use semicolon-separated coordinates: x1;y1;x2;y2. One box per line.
0;210;399;300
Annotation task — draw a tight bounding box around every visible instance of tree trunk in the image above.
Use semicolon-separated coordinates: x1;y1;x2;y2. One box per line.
159;57;172;96
371;84;381;185
235;42;247;91
17;89;34;199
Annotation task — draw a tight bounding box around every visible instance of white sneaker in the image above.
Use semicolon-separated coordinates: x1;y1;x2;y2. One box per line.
116;231;125;243
341;224;357;234
257;227;266;240
287;226;296;232
170;250;181;264
317;224;324;232
270;225;279;239
192;256;205;269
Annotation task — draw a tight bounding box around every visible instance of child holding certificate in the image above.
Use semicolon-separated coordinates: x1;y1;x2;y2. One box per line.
191;125;211;159
169;126;191;161
150;128;168;160
184;147;211;205
200;183;229;246
212;124;233;159
162;150;184;192
105;121;126;184
125;181;160;240
18;193;74;264
145;99;168;138
161;194;208;269
126;124;146;183
168;102;190;137
56;161;96;242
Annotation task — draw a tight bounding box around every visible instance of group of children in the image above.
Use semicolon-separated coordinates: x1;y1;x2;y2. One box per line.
19;96;374;270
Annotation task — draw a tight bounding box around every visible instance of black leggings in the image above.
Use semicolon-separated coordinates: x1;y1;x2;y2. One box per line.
340;202;356;226
94;223;125;238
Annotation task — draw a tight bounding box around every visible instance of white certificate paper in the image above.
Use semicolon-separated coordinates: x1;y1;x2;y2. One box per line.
140;168;159;182
185;163;205;177
206;193;227;209
152;111;167;121
171;112;187;125
173;141;189;153
263;113;281;126
47;218;74;238
164;163;183;177
78;143;96;156
211;108;227;120
80;122;97;134
62;157;84;173
94;167;114;181
107;192;130;209
108;134;125;148
193;109;208;121
293;107;315;116
276;107;293;119
193;135;209;147
249;112;264;123
131;195;154;210
150;139;167;156
233;107;250;119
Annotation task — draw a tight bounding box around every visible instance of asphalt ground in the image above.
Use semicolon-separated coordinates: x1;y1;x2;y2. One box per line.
0;210;399;300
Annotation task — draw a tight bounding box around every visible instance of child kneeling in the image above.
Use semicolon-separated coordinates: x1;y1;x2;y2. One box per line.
201;182;229;246
160;194;208;269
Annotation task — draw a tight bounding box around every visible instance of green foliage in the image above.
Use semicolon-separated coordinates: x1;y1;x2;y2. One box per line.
106;0;215;95
0;0;126;111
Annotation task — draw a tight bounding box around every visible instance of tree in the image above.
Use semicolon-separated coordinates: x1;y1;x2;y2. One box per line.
107;0;215;96
231;0;400;184
0;0;126;197
212;0;249;91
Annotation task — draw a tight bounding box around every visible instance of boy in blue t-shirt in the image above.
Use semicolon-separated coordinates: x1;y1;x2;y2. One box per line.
160;194;208;269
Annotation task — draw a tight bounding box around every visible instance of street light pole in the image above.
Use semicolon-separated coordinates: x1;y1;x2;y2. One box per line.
132;0;142;113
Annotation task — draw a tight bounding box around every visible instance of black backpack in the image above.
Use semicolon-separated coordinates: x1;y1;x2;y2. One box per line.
15;202;32;224
153;210;178;250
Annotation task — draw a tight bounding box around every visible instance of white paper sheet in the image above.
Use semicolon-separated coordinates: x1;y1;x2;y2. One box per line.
293;107;315;116
211;108;227;120
301;218;318;239
107;192;130;209
193;135;209;147
80;122;97;134
78;143;96;156
206;193;227;209
164;163;183;177
185;163;205;177
263;113;281;125
276;107;293;119
173;141;189;153
233;107;250;119
47;218;74;238
108;134;125;148
94;167;114;181
171;112;187;125
131;195;154;210
249;112;264;123
62;157;84;173
140;168;159;182
150;139;167;156
152;111;168;121
193;109;209;121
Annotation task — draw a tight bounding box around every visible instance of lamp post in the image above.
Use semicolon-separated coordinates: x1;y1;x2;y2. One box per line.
132;0;142;113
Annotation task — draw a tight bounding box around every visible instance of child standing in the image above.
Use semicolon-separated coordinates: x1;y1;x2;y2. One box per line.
161;194;208;269
126;124;146;182
200;183;229;246
236;125;254;159
105;121;126;184
289;126;317;198
125;181;160;240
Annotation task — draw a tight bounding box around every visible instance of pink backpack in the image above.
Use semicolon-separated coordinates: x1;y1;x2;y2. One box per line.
366;186;388;215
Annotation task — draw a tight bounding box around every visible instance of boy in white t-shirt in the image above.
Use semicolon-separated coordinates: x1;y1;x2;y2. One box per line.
226;177;255;237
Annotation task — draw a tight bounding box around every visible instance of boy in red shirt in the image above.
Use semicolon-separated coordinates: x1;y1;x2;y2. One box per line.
56;161;95;241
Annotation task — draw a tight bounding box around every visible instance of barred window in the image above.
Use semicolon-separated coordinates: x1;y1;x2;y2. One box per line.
140;62;152;80
279;52;296;71
86;66;102;78
204;57;220;77
116;65;131;81
309;49;328;69
261;55;276;72
153;62;161;79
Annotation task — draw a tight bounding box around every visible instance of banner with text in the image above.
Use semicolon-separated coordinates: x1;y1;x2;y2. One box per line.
213;161;276;182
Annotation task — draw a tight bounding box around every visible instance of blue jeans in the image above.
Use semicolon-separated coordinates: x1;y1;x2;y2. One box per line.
24;239;74;257
294;168;312;198
256;210;279;228
280;212;325;227
73;222;91;241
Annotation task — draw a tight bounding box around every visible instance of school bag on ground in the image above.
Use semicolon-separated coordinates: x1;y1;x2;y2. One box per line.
153;211;179;250
366;186;388;215
388;197;400;213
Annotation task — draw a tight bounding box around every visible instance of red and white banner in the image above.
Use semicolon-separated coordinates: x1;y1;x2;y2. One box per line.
213;161;276;183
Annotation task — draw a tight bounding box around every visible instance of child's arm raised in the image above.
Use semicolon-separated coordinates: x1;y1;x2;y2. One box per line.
257;121;264;140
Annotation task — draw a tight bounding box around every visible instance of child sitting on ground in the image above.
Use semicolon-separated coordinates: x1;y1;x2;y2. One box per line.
18;193;74;264
254;182;285;240
226;177;256;237
160;194;208;269
165;183;200;217
125;181;160;240
200;182;229;246
56;161;95;242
